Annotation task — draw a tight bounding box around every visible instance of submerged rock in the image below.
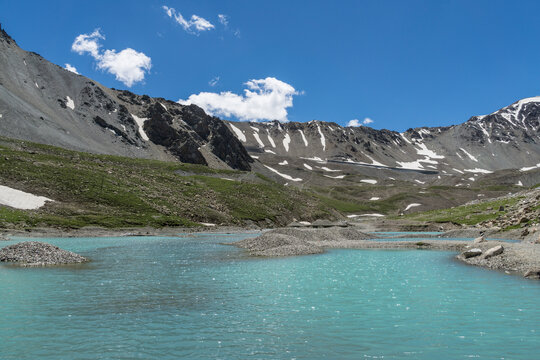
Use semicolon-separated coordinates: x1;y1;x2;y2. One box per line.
484;245;504;259
0;241;88;266
462;248;483;258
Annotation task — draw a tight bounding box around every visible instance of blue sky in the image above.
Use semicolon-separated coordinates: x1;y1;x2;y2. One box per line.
2;0;540;131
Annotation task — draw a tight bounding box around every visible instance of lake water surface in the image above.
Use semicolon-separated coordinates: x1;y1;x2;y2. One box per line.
1;233;539;359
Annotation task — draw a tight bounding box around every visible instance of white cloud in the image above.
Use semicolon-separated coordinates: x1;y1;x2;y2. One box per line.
209;76;220;87
347;119;361;127
71;29;151;87
347;118;374;127
64;63;79;74
180;77;299;122
98;49;151;87
72;29;103;58
218;14;229;26
163;6;214;34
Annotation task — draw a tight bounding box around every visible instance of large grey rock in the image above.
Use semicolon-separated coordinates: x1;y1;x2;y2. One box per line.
462;248;483;258
0;241;88;266
484;245;504;259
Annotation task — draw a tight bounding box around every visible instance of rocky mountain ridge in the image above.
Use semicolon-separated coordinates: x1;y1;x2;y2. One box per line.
0;25;252;171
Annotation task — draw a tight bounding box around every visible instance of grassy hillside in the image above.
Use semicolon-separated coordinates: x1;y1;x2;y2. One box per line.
0;137;329;229
399;196;522;226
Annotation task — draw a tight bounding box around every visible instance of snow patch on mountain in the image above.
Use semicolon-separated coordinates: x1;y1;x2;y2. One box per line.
65;96;75;110
324;174;346;179
320;167;341;172
464;168;493;174
360;179;377;184
253;132;264;148
520;163;540;172
416;143;444;159
283;133;291;152
404;203;421;211
303;163;313;170
131;114;149;141
266;130;276;148
278;160;288;165
299;129;308;146
460;148;478;162
0;185;53;210
229;123;246;143
317;124;326;151
264;165;302;182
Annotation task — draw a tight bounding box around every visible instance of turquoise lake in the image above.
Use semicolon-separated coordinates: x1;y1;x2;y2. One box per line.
1;233;539;359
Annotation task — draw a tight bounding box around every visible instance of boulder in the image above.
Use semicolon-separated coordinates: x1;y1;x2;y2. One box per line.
484;245;504;259
523;269;540;279
462;248;483;258
473;236;486;244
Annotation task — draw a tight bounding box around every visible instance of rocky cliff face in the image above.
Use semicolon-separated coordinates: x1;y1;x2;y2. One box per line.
0;26;252;170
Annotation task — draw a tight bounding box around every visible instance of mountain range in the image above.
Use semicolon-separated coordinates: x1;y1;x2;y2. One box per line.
1;25;539;215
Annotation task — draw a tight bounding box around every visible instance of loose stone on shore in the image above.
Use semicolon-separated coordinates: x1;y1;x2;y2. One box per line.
0;241;88;266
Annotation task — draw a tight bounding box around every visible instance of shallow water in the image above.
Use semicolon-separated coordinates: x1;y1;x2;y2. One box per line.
1;233;539;359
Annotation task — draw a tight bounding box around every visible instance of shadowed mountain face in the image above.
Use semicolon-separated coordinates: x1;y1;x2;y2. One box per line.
0;27;252;171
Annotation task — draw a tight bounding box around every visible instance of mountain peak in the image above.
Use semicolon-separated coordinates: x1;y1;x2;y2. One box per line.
0;24;16;45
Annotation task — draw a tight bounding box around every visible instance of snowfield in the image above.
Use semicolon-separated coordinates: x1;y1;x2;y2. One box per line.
0;185;53;210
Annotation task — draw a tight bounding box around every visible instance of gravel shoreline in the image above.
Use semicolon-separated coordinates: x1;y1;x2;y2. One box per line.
234;227;540;280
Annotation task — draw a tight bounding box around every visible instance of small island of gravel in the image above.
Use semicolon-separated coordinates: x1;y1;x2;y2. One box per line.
0;241;88;266
234;226;540;280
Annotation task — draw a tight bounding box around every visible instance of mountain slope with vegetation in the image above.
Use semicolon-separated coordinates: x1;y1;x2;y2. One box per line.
0;137;333;229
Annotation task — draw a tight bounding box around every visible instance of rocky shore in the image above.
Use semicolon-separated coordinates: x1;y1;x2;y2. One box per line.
0;241;88;266
234;227;540;280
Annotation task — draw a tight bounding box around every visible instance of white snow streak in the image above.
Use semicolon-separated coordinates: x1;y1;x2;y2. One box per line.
460;148;478;162
303;163;313;170
299;129;308;146
253;132;265;148
347;213;385;218
464;168;493;174
264;165;302;182
320;167;341;172
229;123;246;142
404;203;421;211
324;174;346;179
520;163;540;172
317;125;326;151
282;133;291;152
278;160;288;165
369;197;380;201
360;179;377;184
266;130;276;148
